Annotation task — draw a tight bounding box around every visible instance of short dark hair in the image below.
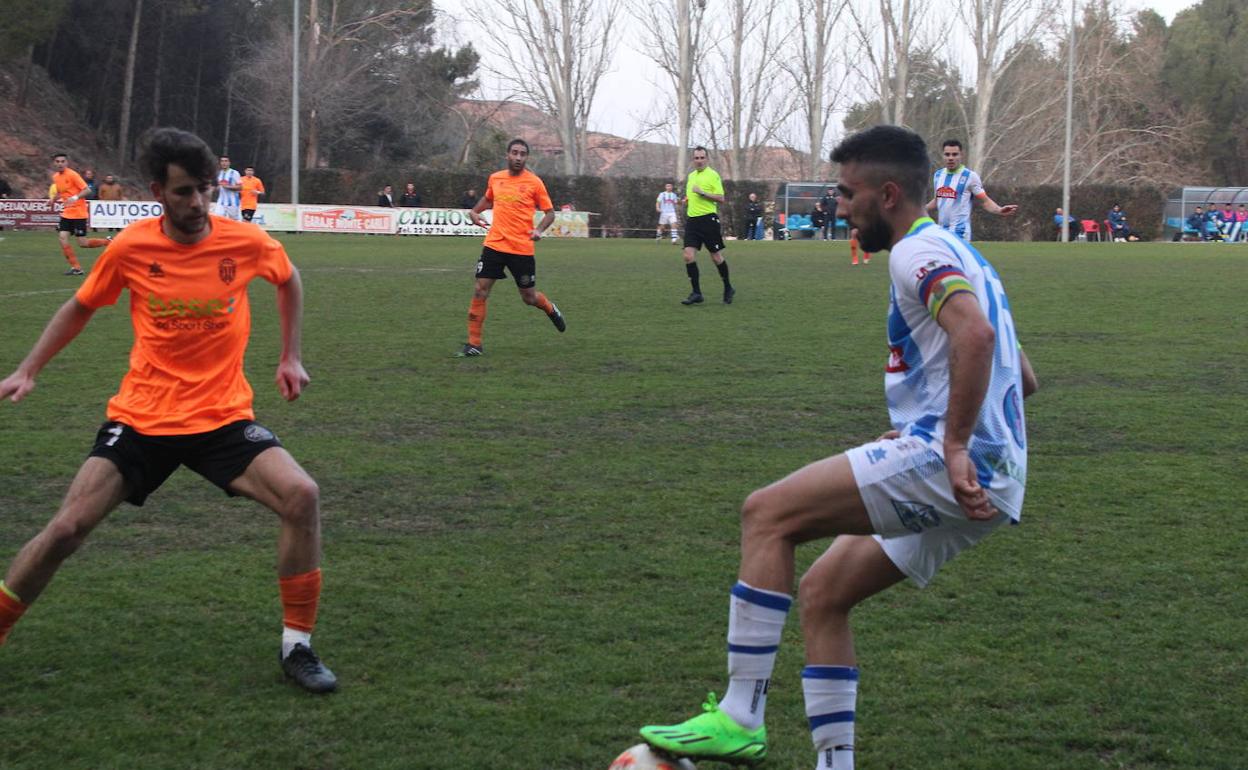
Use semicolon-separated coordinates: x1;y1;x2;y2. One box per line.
942;139;963;151
138;127;217;185
508;138;530;153
692;146;708;155
51;152;67;160
830;125;930;205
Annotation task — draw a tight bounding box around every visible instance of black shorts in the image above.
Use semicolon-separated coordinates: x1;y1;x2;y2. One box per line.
684;214;726;253
58;217;88;237
241;209;256;222
476;246;537;288
88;420;284;506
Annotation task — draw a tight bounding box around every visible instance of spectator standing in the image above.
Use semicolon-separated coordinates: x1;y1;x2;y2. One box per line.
744;193;764;241
1107;204;1135;242
240;167;266;222
460;188;478;209
97;174;124;201
809;202;829;239
81;169;99;200
0;175;12;199
819;186;838;239
399;183;421;208
377;185;395;207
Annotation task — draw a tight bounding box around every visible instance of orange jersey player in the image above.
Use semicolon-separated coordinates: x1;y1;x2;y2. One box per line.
456;137;566;357
0;128;336;694
49;152;110;275
240;166;266;222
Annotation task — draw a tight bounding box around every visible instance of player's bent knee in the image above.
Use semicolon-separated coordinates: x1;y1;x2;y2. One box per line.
43;517;91;559
797;564;855;617
279;477;320;523
740;488;786;540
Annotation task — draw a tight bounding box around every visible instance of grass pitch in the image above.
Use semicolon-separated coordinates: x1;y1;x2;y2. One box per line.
0;230;1244;769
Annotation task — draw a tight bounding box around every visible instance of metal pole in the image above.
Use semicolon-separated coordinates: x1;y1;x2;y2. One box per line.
291;0;300;205
1061;0;1075;243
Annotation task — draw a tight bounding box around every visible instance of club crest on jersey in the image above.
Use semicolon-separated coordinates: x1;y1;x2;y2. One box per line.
219;257;237;285
886;345;908;373
148;261;165;278
935;185;958;198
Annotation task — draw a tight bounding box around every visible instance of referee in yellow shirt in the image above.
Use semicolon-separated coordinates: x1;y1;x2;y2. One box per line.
681;146;735;305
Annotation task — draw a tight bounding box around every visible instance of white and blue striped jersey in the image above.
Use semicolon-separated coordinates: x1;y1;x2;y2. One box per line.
657;191;678;215
932;166;984;242
885;218;1027;519
217;168;241;207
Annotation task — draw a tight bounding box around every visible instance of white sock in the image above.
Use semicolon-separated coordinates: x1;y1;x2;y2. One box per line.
720;580;791;730
282;626;312;659
804;665;858;770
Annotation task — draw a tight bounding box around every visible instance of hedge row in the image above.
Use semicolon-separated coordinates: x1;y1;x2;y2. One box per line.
272;171;1164;241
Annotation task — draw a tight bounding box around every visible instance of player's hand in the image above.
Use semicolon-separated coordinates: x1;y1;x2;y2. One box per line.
876;429;901;441
0;370;36;404
275;359;309;402
999;204;1018;217
530;229;543;241
945;444;997;520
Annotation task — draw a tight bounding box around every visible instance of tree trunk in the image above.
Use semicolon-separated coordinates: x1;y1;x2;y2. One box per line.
151;3;166;127
17;43;35;108
675;0;693;180
304;0;321;169
117;0;143;166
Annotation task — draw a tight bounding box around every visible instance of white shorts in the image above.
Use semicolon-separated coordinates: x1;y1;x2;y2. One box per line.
846;436;1010;587
214;203;242;221
658;212;679;226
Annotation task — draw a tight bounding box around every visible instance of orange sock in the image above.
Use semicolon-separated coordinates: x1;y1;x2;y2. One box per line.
279;568;321;633
60;243;81;269
468;297;487;347
850;237;860;265
85;238;110;248
533;291;554;315
0;582;29;646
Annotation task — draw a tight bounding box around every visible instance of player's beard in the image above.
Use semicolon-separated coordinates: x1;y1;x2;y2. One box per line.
855;202;894;253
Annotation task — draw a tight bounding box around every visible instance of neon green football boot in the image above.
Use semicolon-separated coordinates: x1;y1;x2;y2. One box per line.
640;693;768;765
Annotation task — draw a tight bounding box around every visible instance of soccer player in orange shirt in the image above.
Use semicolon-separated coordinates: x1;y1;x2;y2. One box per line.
456;138;566;357
240;166;266;222
0;128;336;693
49;152;110;275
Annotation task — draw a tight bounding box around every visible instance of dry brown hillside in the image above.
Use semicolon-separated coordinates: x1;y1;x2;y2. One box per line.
0;62;140;198
459;100;815;181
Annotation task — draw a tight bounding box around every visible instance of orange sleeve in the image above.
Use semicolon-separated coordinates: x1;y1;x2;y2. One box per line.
75;244;126;309
535;179;553;211
256;235;294;285
485;175;495;202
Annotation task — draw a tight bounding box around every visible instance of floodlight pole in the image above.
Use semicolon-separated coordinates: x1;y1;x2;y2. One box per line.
291;0;300;205
1061;0;1075;243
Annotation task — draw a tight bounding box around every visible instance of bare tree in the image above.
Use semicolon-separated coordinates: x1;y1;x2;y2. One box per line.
117;0;143;165
630;0;708;178
845;0;940;127
466;0;621;175
689;0;788;180
953;0;1060;174
783;0;851;178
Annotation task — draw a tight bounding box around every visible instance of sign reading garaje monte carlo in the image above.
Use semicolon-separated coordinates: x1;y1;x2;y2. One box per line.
299;205;395;233
88;200;164;229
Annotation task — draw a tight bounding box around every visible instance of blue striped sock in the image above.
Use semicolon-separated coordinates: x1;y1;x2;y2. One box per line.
721;581;791;729
804;665;857;770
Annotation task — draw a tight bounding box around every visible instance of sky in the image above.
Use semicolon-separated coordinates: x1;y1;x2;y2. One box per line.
442;0;1201;144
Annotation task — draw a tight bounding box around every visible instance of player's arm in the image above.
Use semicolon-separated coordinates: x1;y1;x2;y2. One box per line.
936;291;998;520
1019;347;1038;398
976;192;1017;217
532;208;555;240
469;196;492;228
0;298;97;404
274;267;309;402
